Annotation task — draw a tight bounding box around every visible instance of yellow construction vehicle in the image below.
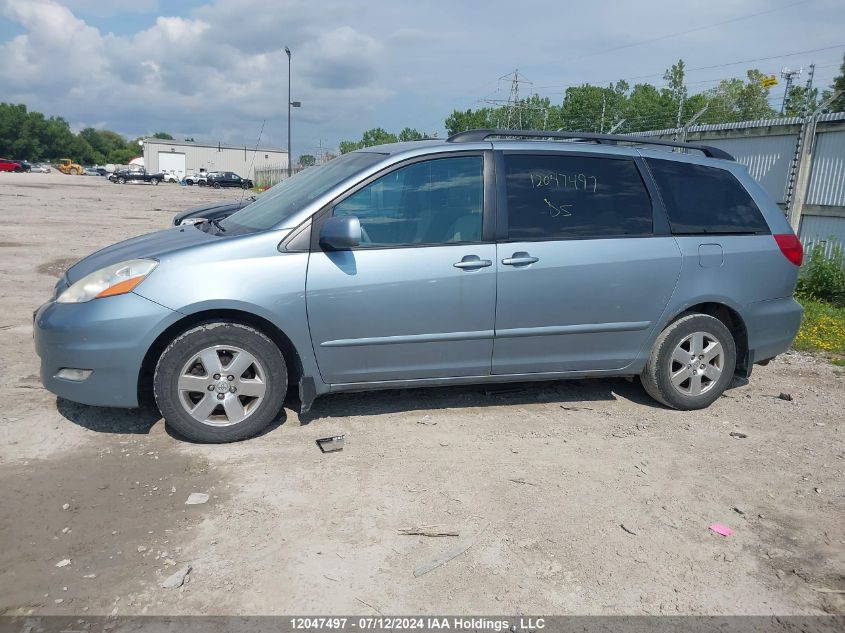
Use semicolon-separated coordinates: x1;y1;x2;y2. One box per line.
57;158;83;175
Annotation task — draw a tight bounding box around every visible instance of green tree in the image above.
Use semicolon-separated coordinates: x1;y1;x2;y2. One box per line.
783;85;819;117
827;54;845;112
397;127;426;142
702;69;777;124
339;127;399;153
445;108;497;135
298;154;316;167
152;131;174;140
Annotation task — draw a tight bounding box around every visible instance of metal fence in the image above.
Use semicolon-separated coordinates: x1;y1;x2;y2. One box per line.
253;162;311;189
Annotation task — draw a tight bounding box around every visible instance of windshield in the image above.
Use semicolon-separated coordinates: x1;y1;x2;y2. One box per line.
220;152;385;234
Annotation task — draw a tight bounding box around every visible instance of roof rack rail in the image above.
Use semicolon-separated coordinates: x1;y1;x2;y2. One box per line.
446;128;734;161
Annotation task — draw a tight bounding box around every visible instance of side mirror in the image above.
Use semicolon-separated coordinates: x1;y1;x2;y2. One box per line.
319;216;361;250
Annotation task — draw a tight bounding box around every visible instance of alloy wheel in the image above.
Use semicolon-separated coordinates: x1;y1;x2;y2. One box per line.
177;345;267;427
668;331;724;397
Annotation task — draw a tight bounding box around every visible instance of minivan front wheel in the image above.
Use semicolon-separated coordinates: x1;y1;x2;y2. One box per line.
641;313;736;410
154;322;287;442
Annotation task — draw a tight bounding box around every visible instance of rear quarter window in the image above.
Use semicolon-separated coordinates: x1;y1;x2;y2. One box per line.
645;159;770;235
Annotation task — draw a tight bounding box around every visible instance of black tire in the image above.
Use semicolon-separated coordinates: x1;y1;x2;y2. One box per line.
117;176;125;184
150;178;159;185
212;182;221;189
640;313;736;410
153;322;288;443
186;180;194;186
241;182;250;189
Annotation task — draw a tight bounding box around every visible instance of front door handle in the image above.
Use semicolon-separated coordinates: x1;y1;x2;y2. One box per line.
502;252;539;266
454;255;492;270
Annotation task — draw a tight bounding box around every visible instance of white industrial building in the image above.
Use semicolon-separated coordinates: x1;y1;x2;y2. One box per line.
141;138;288;181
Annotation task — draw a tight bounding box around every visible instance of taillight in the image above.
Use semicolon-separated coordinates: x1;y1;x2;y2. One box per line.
774;234;804;266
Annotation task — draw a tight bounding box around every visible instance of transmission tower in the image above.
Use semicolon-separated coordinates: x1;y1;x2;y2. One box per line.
482;70;544;129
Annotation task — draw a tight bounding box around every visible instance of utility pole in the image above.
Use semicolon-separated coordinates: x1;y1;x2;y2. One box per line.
780;66;803;115
672;93;686;141
785;63;815;231
599;96;606;134
607;119;626;134
285;46;292;178
679;105;709;145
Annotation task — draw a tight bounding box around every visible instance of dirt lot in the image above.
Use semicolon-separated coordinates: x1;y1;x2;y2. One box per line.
0;172;843;616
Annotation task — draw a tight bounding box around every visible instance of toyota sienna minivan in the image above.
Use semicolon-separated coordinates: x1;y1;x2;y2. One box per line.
34;129;804;442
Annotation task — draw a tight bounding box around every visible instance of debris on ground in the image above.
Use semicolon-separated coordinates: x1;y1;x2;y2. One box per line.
399;526;459;537
508;478;537;486
778;392;793;401
316;435;345;453
417;416;436;425
55;559;71;567
413;523;489;577
729;431;748;439
161;565;192;589
620;523;638;536
709;523;733;537
185;493;209;505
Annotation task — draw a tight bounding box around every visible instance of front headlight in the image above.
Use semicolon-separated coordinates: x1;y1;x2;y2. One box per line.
57;259;158;304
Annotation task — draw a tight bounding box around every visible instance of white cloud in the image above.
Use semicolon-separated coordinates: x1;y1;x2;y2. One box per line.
1;0;843;154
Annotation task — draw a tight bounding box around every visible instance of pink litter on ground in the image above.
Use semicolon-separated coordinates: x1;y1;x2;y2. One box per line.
710;523;733;537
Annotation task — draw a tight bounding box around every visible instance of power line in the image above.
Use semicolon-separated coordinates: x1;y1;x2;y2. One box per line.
532;43;845;93
569;0;808;62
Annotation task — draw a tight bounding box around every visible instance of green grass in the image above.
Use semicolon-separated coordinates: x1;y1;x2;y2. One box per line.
793;299;845;356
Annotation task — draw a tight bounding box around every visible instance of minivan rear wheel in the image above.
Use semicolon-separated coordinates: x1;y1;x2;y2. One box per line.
153;322;287;442
641;313;736;410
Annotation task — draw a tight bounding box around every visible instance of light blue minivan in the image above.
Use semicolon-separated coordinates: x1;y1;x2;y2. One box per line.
34;130;804;442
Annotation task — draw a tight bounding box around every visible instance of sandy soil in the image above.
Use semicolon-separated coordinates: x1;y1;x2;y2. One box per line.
0;172;842;616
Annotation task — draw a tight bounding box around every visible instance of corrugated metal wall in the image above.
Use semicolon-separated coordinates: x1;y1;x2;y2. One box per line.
701;135;795;203
799;214;845;258
807;130;845;207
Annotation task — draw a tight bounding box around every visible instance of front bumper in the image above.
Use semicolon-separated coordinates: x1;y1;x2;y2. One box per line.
743;296;804;364
34;292;181;408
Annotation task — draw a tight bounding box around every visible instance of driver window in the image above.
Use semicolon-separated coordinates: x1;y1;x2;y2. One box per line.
333;156;483;247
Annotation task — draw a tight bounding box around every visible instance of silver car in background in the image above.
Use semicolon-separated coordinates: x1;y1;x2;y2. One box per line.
34;129;804;443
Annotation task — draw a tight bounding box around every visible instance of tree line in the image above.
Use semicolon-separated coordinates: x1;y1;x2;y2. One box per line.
0;102;176;164
340;57;845;152
3;57;843;162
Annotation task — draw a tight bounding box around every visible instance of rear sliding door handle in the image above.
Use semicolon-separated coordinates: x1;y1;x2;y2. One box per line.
502;252;539;266
453;255;492;270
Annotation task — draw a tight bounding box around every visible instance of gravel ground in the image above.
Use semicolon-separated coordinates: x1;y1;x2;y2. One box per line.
0;172;843;616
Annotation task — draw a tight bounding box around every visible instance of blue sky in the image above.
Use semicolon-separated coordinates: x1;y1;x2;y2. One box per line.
1;0;843;159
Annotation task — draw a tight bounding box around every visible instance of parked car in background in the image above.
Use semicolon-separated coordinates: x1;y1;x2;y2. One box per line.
32;129;805;443
162;171;180;183
83;167;102;176
109;168;165;185
206;171;253;189
172;196;257;226
184;171;210;186
14;160;32;172
30;163;51;173
0;158;21;172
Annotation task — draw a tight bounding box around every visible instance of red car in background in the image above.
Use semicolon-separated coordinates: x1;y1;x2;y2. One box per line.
0;158;21;172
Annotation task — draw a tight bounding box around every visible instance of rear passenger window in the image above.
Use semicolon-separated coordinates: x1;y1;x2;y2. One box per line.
646;159;769;235
504;154;652;239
